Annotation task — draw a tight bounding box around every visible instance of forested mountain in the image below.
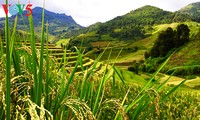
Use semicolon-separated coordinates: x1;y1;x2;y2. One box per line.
178;2;200;22
71;5;192;40
0;7;83;35
124;5;190;25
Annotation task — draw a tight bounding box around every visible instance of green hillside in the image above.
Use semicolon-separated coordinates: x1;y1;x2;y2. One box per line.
116;22;199;59
178;2;200;22
69;5;192;42
1;2;200;119
0;7;83;43
68;5;194;52
66;4;200;74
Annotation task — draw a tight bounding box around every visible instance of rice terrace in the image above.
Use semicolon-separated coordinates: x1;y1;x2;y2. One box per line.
0;0;200;119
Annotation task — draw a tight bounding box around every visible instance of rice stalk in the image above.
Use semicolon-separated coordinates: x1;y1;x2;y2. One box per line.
114;87;130;120
45;21;50;110
64;98;95;120
98;99;128;120
22;98;53;120
126;54;173;112
92;47;114;116
5;0;11;119
37;1;46;107
28;11;38;103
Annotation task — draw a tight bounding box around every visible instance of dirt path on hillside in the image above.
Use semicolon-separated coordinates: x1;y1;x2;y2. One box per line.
159;74;200;86
159;74;184;85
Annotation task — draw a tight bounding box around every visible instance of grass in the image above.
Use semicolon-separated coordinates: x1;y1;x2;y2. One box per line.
185;78;200;88
114;67;146;85
1;1;200;119
152;22;200;37
167;40;200;68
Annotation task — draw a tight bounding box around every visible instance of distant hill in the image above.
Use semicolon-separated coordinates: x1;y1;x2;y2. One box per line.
69;5;193;44
67;3;200;73
178;2;200;22
124;5;190;25
0;7;83;35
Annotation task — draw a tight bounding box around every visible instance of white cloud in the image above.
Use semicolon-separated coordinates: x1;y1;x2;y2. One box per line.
0;8;5;18
43;0;200;26
0;0;200;26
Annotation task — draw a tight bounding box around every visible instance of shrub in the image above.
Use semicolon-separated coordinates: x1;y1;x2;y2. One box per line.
144;52;150;59
128;62;139;74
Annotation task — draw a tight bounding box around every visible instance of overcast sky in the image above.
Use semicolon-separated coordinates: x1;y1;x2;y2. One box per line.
0;0;199;26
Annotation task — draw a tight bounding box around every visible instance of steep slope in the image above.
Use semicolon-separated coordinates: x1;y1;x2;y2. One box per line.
69;5;193;48
124;5;189;25
103;5;191;31
178;2;200;22
0;7;83;36
99;5;191;38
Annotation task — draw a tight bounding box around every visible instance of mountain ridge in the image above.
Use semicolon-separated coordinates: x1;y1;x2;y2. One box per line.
0;6;83;36
69;5;193;42
178;2;200;22
67;2;200;71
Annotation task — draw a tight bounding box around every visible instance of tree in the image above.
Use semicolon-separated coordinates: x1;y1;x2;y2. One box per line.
175;24;190;47
128;61;139;74
195;27;200;40
149;24;190;58
150;27;175;57
144;52;150;59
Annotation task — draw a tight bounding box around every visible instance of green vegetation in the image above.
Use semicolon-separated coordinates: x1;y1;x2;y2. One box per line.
178;2;200;22
0;7;82;44
56;38;70;47
1;1;200;120
69;5;192;44
5;1;11;119
149;24;190;57
68;6;200;65
139;23;200;79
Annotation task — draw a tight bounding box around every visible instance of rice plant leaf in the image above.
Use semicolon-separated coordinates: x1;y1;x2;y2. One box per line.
126;94;145;112
90;43;110;71
168;65;200;71
80;70;88;101
156;70;176;91
113;66;125;84
28;11;38;103
132;95;147;120
10;16;22;76
80;43;109;86
114;87;130;120
12;49;22;76
143;78;187;118
45;21;50;110
17;0;29;36
126;55;172;113
0;37;3;57
162;79;187;101
37;5;45;106
54;48;80;115
93;49;112;115
85;82;92;101
5;1;11;119
92;66;107;115
75;46;84;71
141;104;155;119
139;55;172;95
10;16;18;59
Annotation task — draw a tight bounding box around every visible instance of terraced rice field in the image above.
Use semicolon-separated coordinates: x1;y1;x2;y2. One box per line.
1;39;113;75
